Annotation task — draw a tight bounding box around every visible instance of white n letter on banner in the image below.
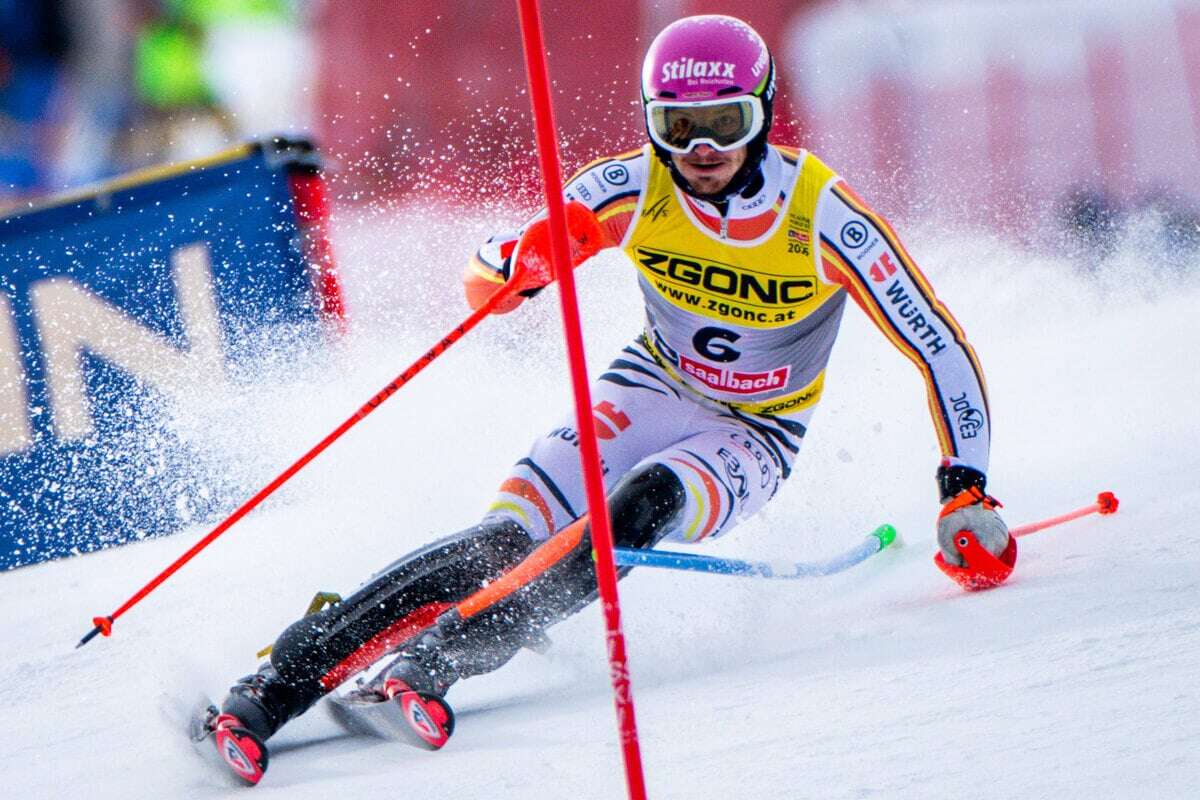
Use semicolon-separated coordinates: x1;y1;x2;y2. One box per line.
32;242;227;441
0;294;33;455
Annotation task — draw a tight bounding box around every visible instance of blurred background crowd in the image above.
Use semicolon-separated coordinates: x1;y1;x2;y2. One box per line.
2;0;1198;258
0;0;315;196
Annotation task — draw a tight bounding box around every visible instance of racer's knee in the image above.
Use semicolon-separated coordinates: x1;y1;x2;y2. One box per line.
607;461;687;549
648;428;787;542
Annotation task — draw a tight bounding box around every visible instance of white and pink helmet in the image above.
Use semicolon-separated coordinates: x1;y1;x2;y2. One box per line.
641;15;776;164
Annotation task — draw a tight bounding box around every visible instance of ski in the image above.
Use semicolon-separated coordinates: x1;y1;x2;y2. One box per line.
189;702;270;786
326;673;456;750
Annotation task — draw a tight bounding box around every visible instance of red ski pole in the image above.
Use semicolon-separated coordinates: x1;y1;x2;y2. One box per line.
515;2;649;798
1011;491;1120;537
77;277;526;649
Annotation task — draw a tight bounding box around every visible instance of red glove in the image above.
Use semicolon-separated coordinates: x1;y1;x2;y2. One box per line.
933;464;1015;590
507;201;606;294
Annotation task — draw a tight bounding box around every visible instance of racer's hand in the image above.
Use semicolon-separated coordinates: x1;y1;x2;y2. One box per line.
507;200;605;295
500;253;547;299
935;464;1009;567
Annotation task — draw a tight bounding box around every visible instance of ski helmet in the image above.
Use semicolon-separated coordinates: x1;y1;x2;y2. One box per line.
640;15;776;201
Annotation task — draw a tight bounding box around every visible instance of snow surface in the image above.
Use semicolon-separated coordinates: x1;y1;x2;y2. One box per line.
3;211;1198;799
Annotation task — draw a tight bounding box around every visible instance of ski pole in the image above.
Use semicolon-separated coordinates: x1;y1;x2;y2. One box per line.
612;524;898;580
76;277;527;649
1011;491;1119;538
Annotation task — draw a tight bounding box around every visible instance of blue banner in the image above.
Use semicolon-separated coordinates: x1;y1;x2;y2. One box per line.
0;139;337;569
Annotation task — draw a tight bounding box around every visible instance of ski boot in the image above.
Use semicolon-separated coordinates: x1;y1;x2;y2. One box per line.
195;662;312;785
220;663;307;742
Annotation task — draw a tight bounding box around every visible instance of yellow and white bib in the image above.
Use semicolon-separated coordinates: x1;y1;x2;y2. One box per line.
622;147;847;414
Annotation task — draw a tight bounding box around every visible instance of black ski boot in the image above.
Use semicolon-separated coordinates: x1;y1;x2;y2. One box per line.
219;663;313;742
379;639;461;698
194;662;316;785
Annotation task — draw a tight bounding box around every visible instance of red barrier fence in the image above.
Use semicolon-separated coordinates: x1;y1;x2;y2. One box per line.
785;1;1200;229
312;1;818;210
313;0;645;209
314;0;1200;241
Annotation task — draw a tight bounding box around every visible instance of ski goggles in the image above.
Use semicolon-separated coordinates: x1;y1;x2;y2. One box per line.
645;96;765;154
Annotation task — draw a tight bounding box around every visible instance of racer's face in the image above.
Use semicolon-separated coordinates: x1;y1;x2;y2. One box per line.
670;144;747;196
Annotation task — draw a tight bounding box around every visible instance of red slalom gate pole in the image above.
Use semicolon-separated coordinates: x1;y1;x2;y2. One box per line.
77;279;525;649
514;2;648;798
1011;491;1119;538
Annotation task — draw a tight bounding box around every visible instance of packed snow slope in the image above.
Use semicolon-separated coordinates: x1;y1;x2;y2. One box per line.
3;209;1198;799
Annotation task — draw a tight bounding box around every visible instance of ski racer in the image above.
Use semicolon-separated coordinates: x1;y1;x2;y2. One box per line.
207;14;1012;775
